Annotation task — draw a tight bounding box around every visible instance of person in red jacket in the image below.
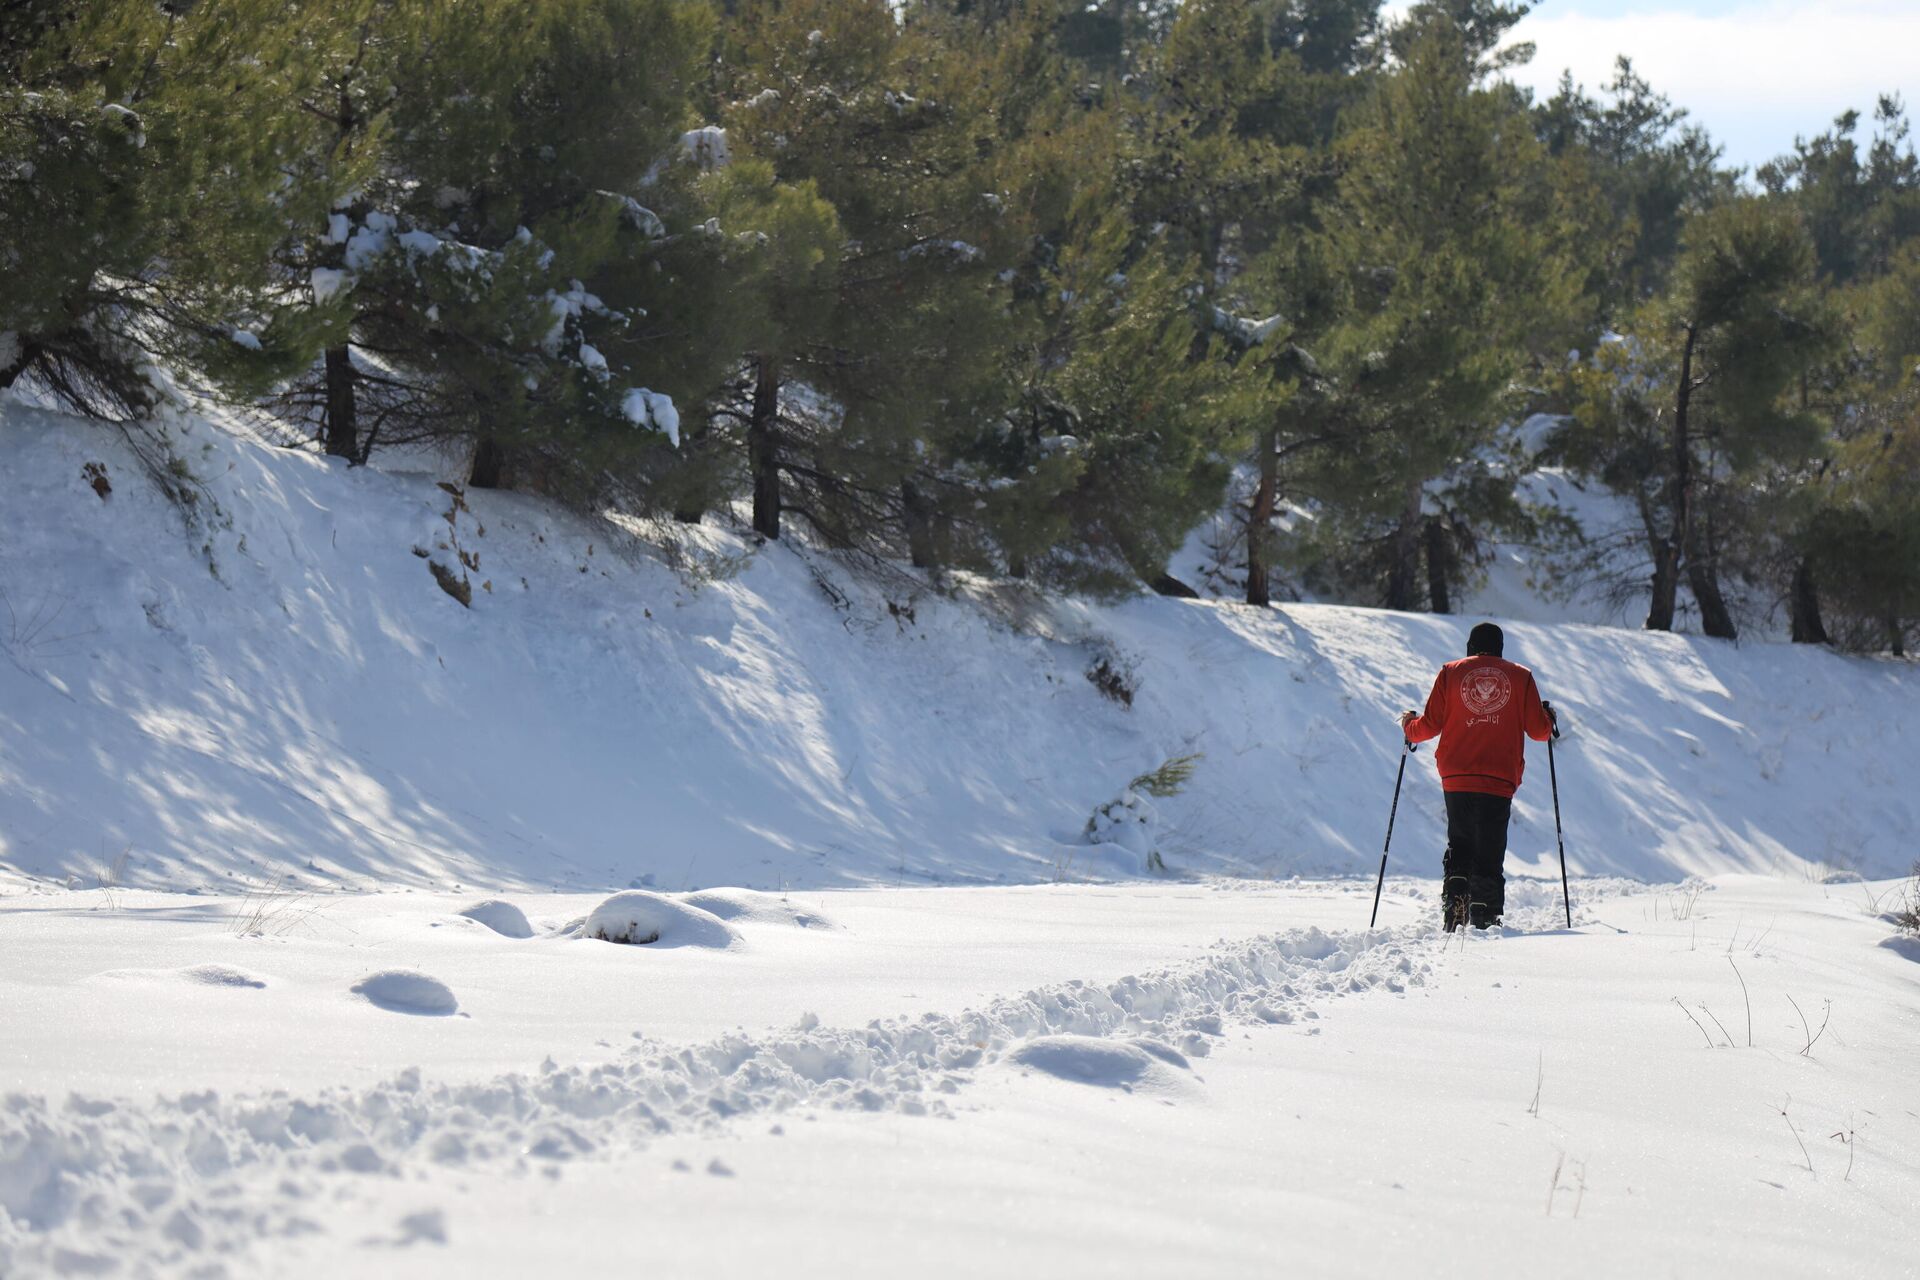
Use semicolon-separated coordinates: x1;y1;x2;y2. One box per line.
1398;621;1556;930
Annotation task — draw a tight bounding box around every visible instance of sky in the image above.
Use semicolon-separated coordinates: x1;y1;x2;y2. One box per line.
1398;0;1920;173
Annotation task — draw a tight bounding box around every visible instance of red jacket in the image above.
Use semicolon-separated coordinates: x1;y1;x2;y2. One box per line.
1403;655;1554;798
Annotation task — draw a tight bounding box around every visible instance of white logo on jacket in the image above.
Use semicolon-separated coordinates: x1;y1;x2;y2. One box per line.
1460;665;1512;725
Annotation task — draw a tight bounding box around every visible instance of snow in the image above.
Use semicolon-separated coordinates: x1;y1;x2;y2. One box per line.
93;963;269;989
600;191;667;238
1003;1034;1195;1093
680;126;730;170
342;209;398;270
310;267;348;302
543;281;605;354
569;889;740;948
0;394;1916;1275
681;887;835;929
228;328;261;351
1210;305;1285;347
2;877;1915;1275
458;898;533;938
620;386;679;445
99;102;144;147
0;397;1914;904
350;968;460;1015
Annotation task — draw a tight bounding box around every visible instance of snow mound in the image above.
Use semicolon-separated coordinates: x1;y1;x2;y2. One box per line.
571;891;740;949
456;898;533;938
350;969;459;1015
1005;1035;1195;1093
682;888;837;930
1879;934;1920;963
94;963;269;989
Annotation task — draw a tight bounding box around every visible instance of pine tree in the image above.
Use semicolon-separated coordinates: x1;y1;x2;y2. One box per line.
1286;10;1588;612
1790;241;1920;653
1561;199;1836;637
1114;0;1383;604
1;0;326;416
246;0;716;493
1757;97;1920;288
1534;58;1735;316
711;0;1014;557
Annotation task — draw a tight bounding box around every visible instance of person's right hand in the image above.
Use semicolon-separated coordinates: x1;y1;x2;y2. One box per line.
1398;710;1418;733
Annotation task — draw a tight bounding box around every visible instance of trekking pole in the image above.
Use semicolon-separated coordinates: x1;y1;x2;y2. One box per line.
1369;737;1417;928
1544;701;1571;928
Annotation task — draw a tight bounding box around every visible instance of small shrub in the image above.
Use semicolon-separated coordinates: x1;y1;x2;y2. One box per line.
1130;753;1202;798
1896;862;1920;933
1087;653;1136;707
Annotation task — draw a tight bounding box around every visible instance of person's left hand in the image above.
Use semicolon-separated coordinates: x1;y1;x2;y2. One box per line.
1398;710;1418;732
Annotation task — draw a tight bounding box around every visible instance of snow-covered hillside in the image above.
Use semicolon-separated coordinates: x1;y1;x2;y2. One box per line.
1;400;1915;897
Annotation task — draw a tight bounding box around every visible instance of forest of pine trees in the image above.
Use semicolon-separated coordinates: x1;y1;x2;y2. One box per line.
4;0;1918;650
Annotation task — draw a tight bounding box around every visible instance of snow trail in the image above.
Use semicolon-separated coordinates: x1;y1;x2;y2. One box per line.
0;915;1441;1275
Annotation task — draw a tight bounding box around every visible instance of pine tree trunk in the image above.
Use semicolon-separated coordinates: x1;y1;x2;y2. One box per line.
469;436;506;489
902;479;936;569
0;335;35;389
1245;426;1277;607
1384;481;1424;612
748;355;781;540
1646;537;1680;630
1890;618;1906;658
1425;517;1452;614
1007;554;1028;580
322;344;358;461
1686;553;1737;639
1647;325;1697;632
1789;557;1827;644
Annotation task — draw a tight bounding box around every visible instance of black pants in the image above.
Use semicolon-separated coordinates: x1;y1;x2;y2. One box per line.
1443;790;1512;929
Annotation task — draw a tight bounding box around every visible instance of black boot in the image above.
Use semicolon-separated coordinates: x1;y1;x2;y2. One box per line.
1467;874;1504;929
1443;873;1470;932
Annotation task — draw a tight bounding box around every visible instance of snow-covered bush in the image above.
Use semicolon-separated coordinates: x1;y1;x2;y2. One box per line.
573;891;740;949
1083;754;1202;875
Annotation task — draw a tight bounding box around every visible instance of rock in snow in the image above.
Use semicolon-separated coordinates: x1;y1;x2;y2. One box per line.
351;969;459;1015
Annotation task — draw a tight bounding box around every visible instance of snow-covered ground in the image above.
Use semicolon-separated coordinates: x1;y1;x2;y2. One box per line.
3;397;1918;1276
4;875;1916;1276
